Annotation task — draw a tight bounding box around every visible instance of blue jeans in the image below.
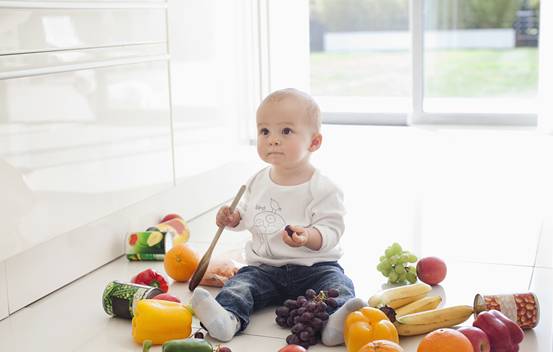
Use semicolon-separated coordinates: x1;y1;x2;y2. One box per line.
215;261;355;332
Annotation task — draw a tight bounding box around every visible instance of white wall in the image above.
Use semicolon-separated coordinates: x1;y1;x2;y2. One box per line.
265;0;310;92
168;0;257;179
0;0;258;317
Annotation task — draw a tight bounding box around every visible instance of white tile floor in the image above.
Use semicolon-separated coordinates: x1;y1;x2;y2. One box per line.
1;125;552;351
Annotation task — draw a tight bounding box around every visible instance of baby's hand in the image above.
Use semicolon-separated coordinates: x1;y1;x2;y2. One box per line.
281;225;308;247
216;206;241;228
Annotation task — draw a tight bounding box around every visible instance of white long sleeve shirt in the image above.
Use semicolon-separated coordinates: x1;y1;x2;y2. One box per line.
230;167;345;266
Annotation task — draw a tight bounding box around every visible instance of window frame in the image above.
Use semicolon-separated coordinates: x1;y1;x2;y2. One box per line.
410;0;537;126
263;0;539;127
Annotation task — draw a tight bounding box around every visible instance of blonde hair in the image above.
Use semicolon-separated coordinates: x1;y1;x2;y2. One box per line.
257;88;321;131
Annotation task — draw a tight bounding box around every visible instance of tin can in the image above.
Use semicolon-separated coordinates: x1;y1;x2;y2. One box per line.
473;292;540;329
126;231;172;261
102;281;163;319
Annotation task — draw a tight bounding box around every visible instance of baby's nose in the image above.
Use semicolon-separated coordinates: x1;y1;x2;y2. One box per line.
269;136;280;145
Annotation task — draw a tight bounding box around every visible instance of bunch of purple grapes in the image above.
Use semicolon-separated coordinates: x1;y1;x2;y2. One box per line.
275;288;340;349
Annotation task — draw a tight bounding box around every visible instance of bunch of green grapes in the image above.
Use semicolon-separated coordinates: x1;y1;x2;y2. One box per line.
376;242;418;284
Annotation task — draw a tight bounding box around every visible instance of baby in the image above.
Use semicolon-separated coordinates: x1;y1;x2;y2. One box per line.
190;88;366;346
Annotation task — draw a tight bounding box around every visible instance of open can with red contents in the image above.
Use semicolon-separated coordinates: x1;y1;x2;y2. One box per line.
473;292;540;329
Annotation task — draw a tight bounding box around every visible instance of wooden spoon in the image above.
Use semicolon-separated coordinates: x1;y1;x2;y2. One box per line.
188;185;246;291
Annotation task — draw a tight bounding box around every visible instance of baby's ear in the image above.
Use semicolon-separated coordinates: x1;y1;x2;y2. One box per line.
309;133;322;152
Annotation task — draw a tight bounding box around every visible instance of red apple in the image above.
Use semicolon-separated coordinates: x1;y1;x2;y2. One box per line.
152;293;181;303
278;345;307;352
416;256;447;285
458;326;491;352
161;213;182;222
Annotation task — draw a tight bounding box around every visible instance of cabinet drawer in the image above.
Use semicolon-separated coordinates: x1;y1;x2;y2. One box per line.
0;59;173;262
0;5;166;55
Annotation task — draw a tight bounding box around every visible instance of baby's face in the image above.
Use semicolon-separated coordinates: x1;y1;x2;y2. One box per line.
256;98;317;169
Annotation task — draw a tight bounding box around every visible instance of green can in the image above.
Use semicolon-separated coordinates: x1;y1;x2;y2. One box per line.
126;231;172;261
102;281;162;319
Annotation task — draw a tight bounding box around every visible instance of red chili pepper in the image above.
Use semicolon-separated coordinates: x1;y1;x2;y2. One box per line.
132;268;169;293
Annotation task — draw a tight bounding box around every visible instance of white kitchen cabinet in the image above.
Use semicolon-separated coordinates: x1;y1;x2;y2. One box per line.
0;0;257;315
0;5;166;55
0;262;8;320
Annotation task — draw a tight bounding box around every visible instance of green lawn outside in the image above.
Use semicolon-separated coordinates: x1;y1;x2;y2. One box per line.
310;48;538;98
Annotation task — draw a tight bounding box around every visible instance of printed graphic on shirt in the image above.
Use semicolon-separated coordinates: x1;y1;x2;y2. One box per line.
253;198;285;235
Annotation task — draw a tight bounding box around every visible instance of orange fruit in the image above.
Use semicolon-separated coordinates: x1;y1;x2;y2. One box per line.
417;328;473;352
358;340;404;352
163;244;199;282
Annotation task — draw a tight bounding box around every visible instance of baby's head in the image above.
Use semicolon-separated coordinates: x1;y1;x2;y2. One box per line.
257;88;321;132
256;88;322;168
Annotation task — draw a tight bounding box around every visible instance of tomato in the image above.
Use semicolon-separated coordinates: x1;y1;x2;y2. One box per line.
152;293;181;303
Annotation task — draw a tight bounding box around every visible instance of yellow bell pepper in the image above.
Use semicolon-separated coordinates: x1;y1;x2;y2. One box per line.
344;307;399;352
132;299;193;345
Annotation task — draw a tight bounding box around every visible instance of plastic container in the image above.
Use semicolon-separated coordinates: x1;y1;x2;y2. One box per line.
149;217;190;242
126;231;172;261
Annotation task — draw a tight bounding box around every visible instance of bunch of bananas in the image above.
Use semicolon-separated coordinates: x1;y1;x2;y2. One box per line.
368;282;473;336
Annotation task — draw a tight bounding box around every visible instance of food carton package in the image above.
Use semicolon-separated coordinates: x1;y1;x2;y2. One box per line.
199;249;246;287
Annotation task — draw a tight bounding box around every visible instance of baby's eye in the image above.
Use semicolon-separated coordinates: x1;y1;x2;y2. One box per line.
282;127;293;135
259;128;269;136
